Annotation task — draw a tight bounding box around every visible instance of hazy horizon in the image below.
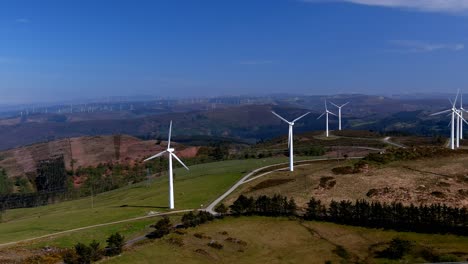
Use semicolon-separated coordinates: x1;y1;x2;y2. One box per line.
1;0;468;103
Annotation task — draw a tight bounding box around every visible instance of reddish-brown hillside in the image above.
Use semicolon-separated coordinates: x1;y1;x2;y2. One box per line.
0;135;199;179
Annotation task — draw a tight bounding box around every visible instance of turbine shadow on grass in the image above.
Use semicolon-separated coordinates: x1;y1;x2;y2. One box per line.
118;205;169;209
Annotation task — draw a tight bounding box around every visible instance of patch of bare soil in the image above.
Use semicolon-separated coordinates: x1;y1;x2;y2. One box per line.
0;135;198;180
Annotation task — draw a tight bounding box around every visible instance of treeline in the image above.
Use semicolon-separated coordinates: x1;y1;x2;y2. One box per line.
228;195;468;236
305;198;468;236
1;156;68;210
364;146;468;165
229;194;297;216
0;192;66;210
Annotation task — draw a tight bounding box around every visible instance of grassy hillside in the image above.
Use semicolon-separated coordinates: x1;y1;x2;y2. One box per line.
103;217;468;264
0;157;302;245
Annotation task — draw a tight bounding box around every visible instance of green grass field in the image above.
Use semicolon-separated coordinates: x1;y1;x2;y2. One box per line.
0;157;303;246
103;217;468;264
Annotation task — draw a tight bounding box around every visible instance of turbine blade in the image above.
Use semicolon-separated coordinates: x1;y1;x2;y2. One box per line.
325;100;328;111
293;112;310;122
171;153;189;170
341;102;350;107
328;111;338;117
144;150;167;162
455;110;466;122
271;111;290;124
167;121;172;148
430;109;451;116
461;92;464;108
329;101;339;108
453;90;460;108
317;112;325;120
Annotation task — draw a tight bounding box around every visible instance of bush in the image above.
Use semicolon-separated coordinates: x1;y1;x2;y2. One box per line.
89;240;103;262
376;238;412;260
74;243;92;264
167;236;184;247
147;216;172;239
181;211;214;228
332;245;349;260
62;249;79;264
207;240;223;250
331;166;354;175
106;232;125;256
215;203;228;215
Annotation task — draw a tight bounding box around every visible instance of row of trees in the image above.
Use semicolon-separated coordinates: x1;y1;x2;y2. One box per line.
227;194;468;235
229;194;297;216
306;198;468;235
147;211;216;239
63;233;125;264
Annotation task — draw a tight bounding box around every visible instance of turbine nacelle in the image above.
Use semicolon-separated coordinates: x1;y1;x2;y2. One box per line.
167;148;175;153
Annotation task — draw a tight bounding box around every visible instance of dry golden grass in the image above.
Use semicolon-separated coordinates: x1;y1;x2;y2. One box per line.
104;217;468;264
225;155;468;209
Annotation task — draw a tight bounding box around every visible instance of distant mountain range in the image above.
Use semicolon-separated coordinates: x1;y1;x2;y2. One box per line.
0;94;456;150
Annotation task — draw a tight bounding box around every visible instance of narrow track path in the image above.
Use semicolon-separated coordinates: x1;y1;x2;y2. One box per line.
0;210;191;248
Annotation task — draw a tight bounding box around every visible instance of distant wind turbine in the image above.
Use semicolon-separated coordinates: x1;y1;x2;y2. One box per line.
317;101;337;137
329;101;349;131
144;121;189;209
460;93;466;140
430;90;468;150
271;111;310;172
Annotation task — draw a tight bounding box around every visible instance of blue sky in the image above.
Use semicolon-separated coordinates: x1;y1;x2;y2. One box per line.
1;0;468;103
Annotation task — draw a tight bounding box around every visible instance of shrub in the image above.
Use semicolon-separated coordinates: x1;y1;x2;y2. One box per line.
376;238;412;260
74;243;92;264
331;166;354;175
194;232;211;239
89;240;103;262
167;236;184;247
332;245;349;260
215;203;228;215
62;249;79;264
181;211;214;228
147;216;172;239
106;232;125;256
207;240;223;250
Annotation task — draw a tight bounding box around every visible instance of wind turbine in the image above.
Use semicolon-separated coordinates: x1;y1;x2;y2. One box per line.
271;111;310;172
317;101;337;137
460;93;466;140
329;101;349;131
431;91;468;150
144;121;189;209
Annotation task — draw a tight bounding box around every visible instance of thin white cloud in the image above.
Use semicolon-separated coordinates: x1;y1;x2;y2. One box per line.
302;0;468;13
238;60;275;65
388;40;464;52
15;18;30;23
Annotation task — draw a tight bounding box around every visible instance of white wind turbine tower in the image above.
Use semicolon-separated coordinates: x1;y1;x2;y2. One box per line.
271;111;310;172
317;101;337;137
431;91;468;150
460;93;467;140
329;101;349;131
144;121;189;209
